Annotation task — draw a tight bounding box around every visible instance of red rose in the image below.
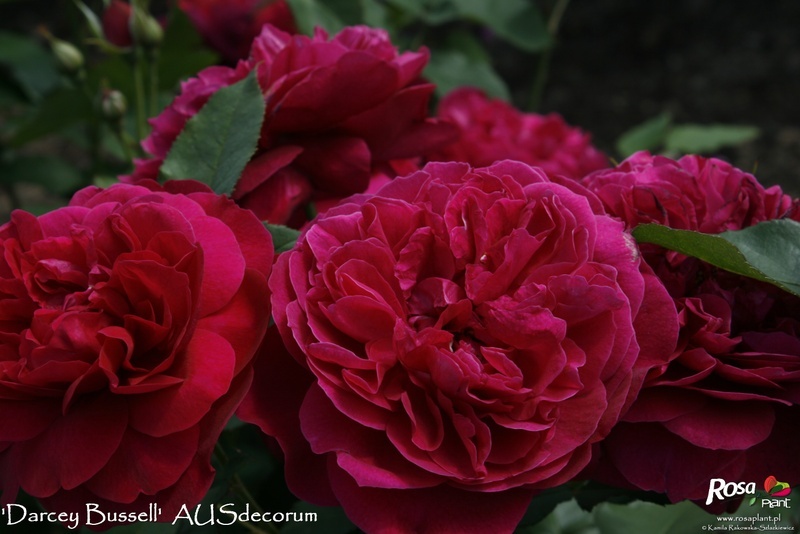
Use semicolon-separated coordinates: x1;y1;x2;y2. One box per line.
427;87;609;179
102;0;133;48
583;152;793;234
239;160;677;533
178;0;296;63
582;152;800;508
0;181;272;523
125;24;457;226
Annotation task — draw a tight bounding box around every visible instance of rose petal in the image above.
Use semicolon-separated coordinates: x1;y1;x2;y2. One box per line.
12;394;128;496
129;329;235;437
238;331;339;505
83;426;200;503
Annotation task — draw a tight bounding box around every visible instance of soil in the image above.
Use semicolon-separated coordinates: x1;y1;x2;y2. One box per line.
538;0;800;194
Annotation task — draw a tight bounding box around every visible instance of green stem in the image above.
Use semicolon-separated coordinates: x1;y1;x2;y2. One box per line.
111;120;137;163
147;48;160;118
232;475;265;515
87;117;102;183
528;0;572;111
213;442;229;464
304;201;318;221
230;475;278;534
547;0;572;36
213;444;278;534
75;71;103;183
3;183;21;211
528;46;552;112
132;48;148;143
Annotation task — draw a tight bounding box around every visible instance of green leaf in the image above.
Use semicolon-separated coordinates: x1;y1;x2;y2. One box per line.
286;0;347;35
360;0;392;28
158;9;219;91
664;124;760;154
0;75;28;107
0;31;61;102
223;414;247;432
424;42;510;100
216;424;277;485
575;481;669;511
632;220;800;298
517;499;598;534
9;87;93;147
616;115;760;158
719;219;800;294
615;112;672;158
0;155;84;194
324;0;367;25
593;500;712;534
452;0;550;52
517;485;575;528
73;0;104;39
385;0;459;25
160;69;265;196
264;223;301;253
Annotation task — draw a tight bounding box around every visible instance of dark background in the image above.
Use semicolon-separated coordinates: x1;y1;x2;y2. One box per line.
539;0;800;193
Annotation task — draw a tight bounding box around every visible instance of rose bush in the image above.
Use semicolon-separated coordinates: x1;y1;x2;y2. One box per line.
426;87;609;179
125;24;457;226
178;0;296;63
0;181;272;522
239;160;678;533
582;152;800;507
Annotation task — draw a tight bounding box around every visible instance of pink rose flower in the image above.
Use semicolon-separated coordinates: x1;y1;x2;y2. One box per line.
582;152;800;508
239;160;678;533
178;0;296;63
125;24;457;227
426;87;609;179
0;181;273;523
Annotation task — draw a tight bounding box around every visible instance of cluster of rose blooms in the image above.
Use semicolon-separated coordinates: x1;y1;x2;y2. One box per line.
1;10;799;534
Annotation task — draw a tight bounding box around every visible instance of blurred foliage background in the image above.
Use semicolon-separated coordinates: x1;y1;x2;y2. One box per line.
2;0;799;222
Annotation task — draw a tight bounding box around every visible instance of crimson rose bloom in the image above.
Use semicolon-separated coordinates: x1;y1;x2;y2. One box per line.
427;87;609;179
178;0;296;63
582;152;800;507
126;24;456;226
0;181;272;522
239;160;678;533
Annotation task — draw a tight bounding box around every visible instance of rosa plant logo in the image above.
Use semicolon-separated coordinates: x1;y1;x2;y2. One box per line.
706;476;794;506
741;476;794;507
706;478;756;505
764;476;792;497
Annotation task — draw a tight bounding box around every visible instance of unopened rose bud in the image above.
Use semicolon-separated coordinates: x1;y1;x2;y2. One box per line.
51;39;85;74
130;6;163;48
101;89;127;121
102;0;133;48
